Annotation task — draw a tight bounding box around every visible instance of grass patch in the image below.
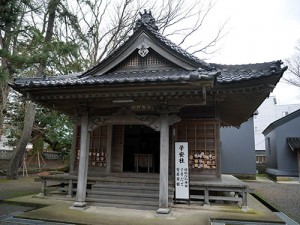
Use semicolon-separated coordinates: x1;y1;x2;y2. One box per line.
1;189;40;199
256;173;267;178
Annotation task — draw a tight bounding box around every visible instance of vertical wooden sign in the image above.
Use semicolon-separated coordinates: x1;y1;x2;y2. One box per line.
175;142;189;200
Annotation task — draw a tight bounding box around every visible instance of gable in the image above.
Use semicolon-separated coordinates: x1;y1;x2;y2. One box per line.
108;48;181;73
263;109;300;135
81;30;205;77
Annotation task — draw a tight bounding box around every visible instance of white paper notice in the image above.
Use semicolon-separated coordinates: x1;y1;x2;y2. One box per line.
175;142;189;200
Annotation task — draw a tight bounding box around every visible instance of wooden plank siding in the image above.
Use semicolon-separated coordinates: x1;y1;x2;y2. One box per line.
174;120;220;178
111;125;124;173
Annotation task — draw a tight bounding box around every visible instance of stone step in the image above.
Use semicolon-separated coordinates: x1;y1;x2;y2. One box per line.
93;177;174;186
91;183;174;193
86;198;161;210
86;197;173;210
88;178;174;209
88;190;173;201
88;191;158;200
92;183;159;190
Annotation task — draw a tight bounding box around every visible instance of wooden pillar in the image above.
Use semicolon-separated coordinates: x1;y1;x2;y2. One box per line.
106;125;112;175
157;113;170;214
297;150;300;183
204;187;210;206
69;124;78;174
67;124;78;197
73;115;89;209
242;188;248;211
216;122;221;179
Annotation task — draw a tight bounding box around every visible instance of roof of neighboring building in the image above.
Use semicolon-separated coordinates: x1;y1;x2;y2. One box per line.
263;109;300;135
287;137;300;151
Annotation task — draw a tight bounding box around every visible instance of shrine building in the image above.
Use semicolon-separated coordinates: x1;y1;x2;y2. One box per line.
11;11;287;213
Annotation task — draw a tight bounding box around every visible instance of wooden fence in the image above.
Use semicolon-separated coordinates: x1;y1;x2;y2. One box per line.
0;150;61;160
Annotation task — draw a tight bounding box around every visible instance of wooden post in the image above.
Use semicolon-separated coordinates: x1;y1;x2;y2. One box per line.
67;179;73;197
216;122;221;179
242;188;248;211
204;187;210;206
69;124;78;174
39;179;47;196
157;113;170;214
297;149;300;183
106;125;112;175
73;115;89;209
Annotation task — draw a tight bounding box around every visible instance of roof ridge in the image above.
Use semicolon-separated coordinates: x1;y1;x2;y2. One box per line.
263;109;300;135
210;60;283;68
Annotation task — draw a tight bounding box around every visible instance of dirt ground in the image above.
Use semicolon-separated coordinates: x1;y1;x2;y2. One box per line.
0;159;66;200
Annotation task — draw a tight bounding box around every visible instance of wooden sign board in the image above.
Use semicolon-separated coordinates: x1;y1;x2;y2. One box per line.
175;142;189;200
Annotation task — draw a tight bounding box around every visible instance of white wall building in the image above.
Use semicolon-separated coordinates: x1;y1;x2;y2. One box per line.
254;96;300;151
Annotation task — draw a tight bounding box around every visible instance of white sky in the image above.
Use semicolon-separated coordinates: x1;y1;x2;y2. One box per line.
204;0;300;104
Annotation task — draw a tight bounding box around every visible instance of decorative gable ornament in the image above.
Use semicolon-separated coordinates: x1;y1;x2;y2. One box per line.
133;9;158;32
138;44;149;57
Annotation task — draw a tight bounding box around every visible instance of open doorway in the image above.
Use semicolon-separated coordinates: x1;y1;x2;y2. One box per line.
123;125;160;173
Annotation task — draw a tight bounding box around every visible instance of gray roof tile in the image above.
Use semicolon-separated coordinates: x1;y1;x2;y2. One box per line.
13;69;217;88
211;60;286;83
12;60;287;89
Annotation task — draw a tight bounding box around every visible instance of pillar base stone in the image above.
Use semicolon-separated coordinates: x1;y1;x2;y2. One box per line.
203;203;211;208
71;201;89;210
242;206;249;212
156;207;171;214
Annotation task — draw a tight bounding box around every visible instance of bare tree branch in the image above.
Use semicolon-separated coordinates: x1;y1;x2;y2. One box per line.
284;39;300;88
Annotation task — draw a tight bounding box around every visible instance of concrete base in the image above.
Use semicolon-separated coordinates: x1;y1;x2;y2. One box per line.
71;201;89;210
156;207;171;214
70;205;90;211
203;203;211;208
242;206;249;212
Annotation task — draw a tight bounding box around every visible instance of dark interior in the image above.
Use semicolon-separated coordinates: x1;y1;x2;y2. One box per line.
123;125;160;173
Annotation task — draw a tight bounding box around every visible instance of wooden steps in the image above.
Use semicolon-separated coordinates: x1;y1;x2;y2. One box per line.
86;175;174;210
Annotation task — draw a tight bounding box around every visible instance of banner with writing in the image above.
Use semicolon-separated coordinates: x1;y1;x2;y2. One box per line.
175;142;189;200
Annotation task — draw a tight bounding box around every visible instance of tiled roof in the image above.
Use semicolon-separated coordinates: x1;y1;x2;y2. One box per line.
81;14;213;78
211;60;286;83
13;69;217;88
287;137;300;151
11;11;287;90
144;23;212;70
12;60;287;89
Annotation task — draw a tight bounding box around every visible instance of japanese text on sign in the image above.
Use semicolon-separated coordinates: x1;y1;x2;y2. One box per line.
175;142;189;200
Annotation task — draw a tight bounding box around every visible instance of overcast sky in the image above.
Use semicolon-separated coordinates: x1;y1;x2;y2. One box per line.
204;0;300;104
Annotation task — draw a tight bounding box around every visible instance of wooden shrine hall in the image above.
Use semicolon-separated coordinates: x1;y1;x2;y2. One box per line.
11;10;287;213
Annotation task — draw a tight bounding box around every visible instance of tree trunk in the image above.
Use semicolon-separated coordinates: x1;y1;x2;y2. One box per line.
7;0;60;179
7;101;37;179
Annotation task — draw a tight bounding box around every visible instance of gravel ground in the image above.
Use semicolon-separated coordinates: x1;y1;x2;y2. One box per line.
245;177;300;224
